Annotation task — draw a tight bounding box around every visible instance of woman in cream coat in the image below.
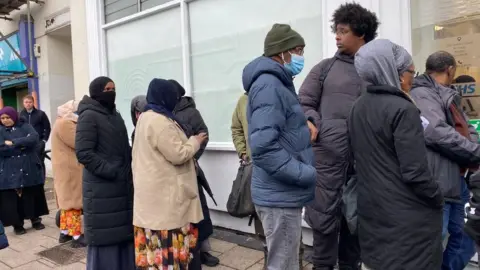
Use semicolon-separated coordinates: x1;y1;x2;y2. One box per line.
132;78;207;270
51;100;85;248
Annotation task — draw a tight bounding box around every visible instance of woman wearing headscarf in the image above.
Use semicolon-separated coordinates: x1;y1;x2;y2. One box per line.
347;39;444;270
0;106;48;235
75;76;134;270
51;100;85;248
130;95;147;144
132;78;207;269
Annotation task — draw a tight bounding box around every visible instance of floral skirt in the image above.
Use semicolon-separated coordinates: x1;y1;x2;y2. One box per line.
134;224;198;269
59;209;82;236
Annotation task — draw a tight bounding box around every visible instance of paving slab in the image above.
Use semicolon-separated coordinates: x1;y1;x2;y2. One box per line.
218;245;264;270
203;265;236;270
246;263;264;270
210;238;238;253
13;261;51;270
54;262;86;270
0;248;38;268
0;262;10;270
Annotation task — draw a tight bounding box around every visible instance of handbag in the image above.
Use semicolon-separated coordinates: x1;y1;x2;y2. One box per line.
0;221;9;249
226;160;255;218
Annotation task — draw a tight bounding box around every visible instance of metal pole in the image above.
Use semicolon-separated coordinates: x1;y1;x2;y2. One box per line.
27;0;33;72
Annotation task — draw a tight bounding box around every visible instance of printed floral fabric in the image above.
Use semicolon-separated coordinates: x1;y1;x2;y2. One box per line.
59;209;82;236
134;224;198;270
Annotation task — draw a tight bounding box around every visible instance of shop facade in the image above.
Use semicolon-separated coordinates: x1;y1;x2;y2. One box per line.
84;0;478;245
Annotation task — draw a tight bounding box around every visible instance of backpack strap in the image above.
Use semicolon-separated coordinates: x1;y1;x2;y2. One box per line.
317;57;337;96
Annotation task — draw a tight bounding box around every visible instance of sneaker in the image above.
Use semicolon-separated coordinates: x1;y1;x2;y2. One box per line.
59;233;73;244
200;252;220;267
71;235;86;248
14;226;26;235
32;222;45;230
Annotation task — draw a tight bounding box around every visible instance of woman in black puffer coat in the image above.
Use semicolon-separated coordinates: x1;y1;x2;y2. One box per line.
75;76;134;270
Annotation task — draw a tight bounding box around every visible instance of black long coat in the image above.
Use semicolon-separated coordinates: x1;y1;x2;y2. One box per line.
348;85;444;270
174;96;213;242
75;95;133;246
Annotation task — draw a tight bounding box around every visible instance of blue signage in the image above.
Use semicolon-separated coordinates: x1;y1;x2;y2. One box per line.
0;33;25;74
453;82;477;96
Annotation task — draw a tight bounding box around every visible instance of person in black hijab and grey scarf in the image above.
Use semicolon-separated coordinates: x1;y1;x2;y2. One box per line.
130;95;147;144
347;39;444;270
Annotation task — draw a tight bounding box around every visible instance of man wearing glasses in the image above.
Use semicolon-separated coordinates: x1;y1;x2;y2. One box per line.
299;3;379;270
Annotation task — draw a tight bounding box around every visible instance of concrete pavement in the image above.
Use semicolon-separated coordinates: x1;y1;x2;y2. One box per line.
0;180;315;269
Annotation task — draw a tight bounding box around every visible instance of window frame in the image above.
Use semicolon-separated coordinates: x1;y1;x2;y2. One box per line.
86;0;413;151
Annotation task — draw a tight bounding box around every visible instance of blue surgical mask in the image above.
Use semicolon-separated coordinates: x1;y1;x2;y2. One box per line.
283;52;305;76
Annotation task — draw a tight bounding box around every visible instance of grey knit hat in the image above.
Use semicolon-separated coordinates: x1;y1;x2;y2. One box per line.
264;23;305;57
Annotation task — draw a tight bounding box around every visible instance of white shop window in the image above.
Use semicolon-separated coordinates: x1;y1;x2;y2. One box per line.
411;0;480;119
188;0;323;143
105;7;183;136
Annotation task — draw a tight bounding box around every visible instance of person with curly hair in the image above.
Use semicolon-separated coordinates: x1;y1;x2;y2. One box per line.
299;3;379;270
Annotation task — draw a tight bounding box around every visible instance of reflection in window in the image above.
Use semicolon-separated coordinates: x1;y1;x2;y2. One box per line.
106;8;183;136
188;0;323;142
411;0;480;118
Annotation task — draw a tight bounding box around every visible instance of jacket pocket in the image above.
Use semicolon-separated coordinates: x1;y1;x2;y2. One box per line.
175;172;198;204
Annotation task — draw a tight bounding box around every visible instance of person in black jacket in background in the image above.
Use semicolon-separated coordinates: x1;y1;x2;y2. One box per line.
130;95;147;144
75;76;134;270
20;95;51;177
170;79;219;267
348;39;444;270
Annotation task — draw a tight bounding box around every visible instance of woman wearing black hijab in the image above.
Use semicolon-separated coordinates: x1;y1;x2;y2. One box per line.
75;76;134;270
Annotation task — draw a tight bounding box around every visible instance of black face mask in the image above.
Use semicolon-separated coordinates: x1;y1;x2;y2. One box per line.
94;91;116;111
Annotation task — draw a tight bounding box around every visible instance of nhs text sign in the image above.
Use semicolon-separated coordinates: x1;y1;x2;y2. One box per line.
453;82;477;96
0;33;25;74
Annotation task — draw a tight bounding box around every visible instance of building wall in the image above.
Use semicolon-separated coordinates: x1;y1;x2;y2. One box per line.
83;0;411;244
0;1;80;177
70;0;90;100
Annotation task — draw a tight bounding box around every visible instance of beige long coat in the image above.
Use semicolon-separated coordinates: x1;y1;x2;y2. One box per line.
51;100;83;210
132;111;203;230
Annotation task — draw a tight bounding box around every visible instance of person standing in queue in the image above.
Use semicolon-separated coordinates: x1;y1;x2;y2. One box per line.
20;95;51;177
75;76;134;270
130;95;147;145
243;23;316;270
348;39;444;270
51;100;86;248
299;4;379;269
170;79;220;267
0;106;48;235
410;51;480;270
132;78;206;269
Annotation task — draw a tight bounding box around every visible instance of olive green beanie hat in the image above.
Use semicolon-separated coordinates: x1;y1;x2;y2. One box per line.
264;23;305;57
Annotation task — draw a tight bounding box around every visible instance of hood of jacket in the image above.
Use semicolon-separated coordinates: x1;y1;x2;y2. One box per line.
174;96;196;112
77;95;113;116
367;85;415;104
334;50;355;64
412;74;459;105
242;56;294;93
130;95;147;127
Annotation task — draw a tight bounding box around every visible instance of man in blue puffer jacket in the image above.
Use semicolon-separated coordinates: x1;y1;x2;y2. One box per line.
243;23;316;270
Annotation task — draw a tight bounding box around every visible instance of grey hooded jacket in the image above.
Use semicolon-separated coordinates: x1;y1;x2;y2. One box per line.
410;74;480;202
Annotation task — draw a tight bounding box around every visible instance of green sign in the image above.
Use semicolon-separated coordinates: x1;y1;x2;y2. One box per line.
469;119;480;136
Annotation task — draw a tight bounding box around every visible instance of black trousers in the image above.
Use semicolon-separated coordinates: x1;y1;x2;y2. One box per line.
312;216;361;270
